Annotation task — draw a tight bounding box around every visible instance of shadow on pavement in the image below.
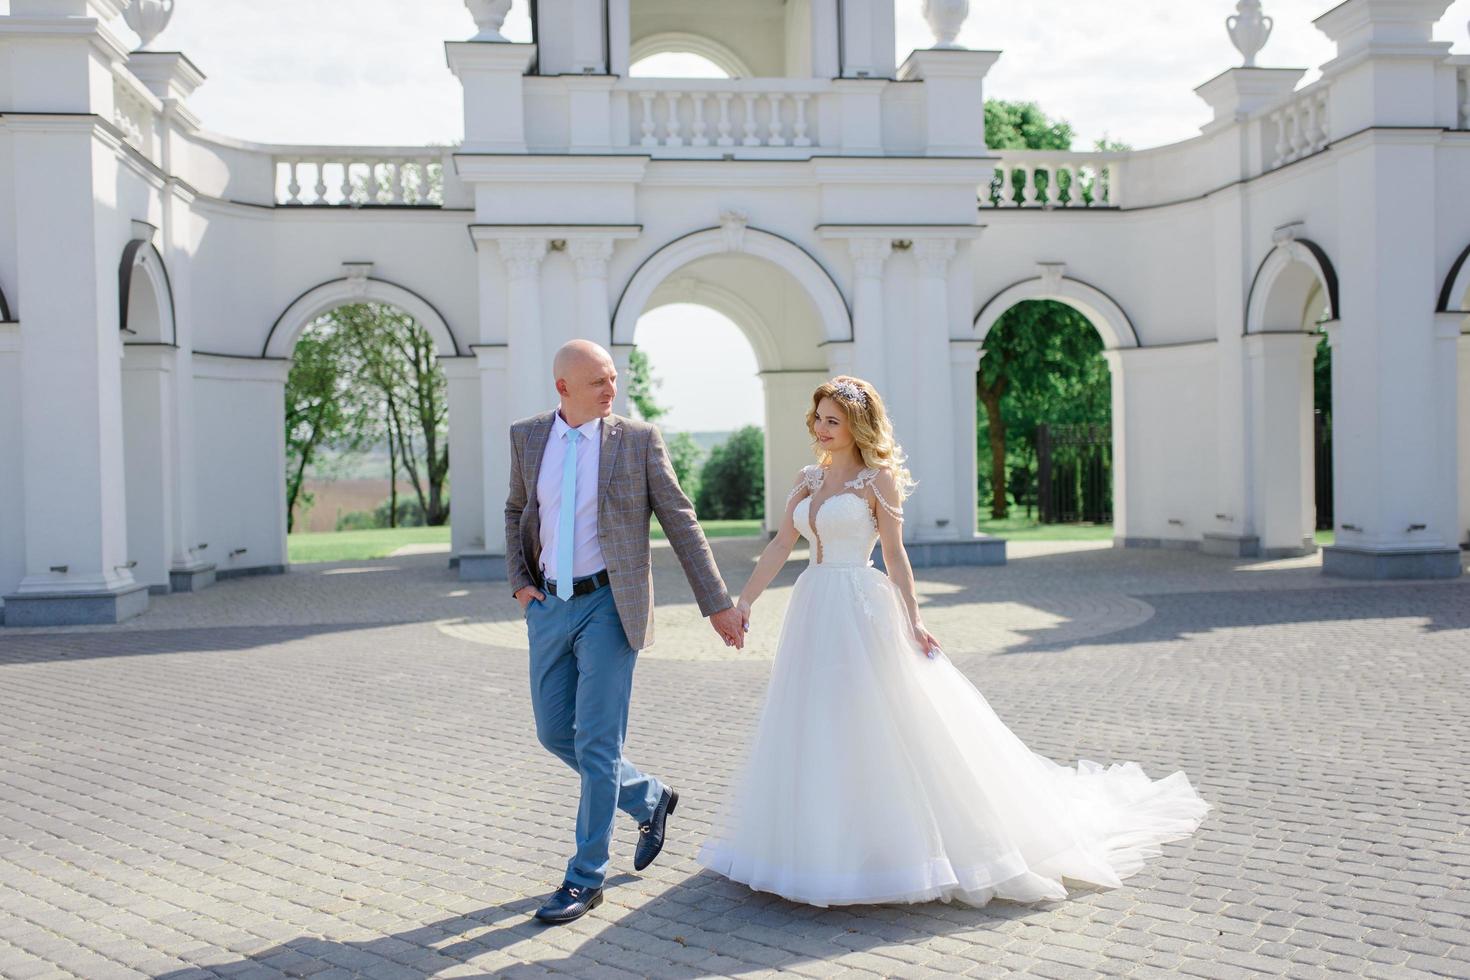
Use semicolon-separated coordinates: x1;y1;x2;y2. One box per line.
153;869;1053;979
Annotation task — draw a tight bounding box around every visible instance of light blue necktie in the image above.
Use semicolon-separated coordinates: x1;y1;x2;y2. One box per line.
555;427;582;600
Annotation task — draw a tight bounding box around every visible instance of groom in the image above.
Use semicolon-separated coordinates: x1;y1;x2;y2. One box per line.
505;339;747;925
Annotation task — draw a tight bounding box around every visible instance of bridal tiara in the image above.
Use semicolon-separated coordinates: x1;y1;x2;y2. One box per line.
832;379;868;406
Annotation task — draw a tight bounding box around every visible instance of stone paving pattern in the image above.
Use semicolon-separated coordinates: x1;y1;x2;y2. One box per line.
1;539;1467;979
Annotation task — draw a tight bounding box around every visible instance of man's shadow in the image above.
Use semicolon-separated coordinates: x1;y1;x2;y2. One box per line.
155;867;1054;978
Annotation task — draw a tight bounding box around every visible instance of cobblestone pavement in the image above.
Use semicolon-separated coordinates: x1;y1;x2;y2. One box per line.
1;540;1467;979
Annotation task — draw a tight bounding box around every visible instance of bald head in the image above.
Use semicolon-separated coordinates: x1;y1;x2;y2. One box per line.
552;339;618;425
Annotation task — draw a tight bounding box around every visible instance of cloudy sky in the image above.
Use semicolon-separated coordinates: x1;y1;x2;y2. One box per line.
143;0;1470;430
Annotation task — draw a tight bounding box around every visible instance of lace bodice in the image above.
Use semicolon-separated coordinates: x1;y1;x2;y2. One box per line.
790;465;902;567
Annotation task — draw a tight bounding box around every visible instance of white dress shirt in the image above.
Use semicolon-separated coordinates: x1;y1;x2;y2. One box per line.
536;410;607;583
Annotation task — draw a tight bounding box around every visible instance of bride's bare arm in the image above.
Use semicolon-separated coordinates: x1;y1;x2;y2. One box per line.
736;471;809;613
873;468;940;656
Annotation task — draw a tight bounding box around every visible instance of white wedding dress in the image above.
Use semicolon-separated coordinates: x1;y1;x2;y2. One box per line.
697;465;1209;908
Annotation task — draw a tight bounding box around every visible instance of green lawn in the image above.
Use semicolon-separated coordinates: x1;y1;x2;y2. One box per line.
1315;529;1335;547
288;526;451;563
288;519;764;564
977;515;1115;541
653;519;764;540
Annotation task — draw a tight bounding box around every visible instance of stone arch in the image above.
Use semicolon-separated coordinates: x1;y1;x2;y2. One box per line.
119;238;176;344
973;268;1140;349
263;272;462;358
629;32;751;77
1438;242;1470;313
1246;237;1339;334
612;225;852;348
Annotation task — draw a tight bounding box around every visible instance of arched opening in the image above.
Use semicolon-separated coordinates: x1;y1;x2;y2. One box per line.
283;303;453;565
1438;243;1470;548
630;33;743;78
1244;239;1339;557
972;272;1136;546
614;232;843;531
119;241;193;593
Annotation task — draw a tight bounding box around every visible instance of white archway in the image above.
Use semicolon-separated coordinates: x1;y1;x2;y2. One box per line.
119;239;176;345
629;32;750;78
1439;242;1470;314
264;271;461;359
612;225;851;348
1246;237;1339;334
973;268;1139;350
1242;235;1339;558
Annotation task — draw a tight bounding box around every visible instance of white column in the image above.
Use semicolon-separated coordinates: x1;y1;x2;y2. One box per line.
498;237;550;424
121;345;177;592
0;323;22;600
1458;330;1470;547
1324;136;1461;577
1103;349;1133;545
569;236;615;342
441;357;484;561
1244;332;1317;557
911;238;959;540
949;341;983;540
476;345;510;561
847;238;890;391
609;344;634;418
8;118;144;620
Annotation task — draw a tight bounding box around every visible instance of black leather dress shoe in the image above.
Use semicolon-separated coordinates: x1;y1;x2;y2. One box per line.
533;881;603;925
633;787;679;871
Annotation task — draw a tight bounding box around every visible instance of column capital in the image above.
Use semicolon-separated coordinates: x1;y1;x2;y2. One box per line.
567;236;615;278
914;238;958;277
848;238;892;278
497;237;548;279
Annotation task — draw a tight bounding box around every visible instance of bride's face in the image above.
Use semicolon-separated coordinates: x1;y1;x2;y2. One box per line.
812;396;855;456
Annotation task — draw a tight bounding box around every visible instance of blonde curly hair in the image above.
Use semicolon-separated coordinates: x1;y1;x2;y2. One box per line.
806;375;916;499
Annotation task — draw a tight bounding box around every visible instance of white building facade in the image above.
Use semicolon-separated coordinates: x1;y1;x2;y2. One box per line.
1;0;1468;625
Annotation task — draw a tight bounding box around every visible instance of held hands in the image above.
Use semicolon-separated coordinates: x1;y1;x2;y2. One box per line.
515;585;545;611
710;603;750;650
912;619;942;659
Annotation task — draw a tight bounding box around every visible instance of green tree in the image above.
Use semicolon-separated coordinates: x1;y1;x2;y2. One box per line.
977;301;1109;518
666;430;704;501
626;347;667;421
329;303;451;527
695;426;764;520
283;322;368;531
984;100;1074;150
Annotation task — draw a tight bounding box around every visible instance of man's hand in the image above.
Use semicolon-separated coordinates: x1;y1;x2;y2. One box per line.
515;585;546;611
709;606;746;650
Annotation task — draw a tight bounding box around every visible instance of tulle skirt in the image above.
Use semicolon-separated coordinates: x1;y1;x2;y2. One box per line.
696;562;1210;908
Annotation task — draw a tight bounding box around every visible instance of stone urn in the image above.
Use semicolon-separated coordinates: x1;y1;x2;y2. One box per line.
1227;0;1273;68
122;0;174;51
465;0;513;41
922;0;970;49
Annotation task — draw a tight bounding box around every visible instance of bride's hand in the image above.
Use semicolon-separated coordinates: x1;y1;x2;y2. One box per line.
912;622;941;659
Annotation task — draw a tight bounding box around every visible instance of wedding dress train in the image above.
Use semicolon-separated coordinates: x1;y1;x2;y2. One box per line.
696;467;1209;907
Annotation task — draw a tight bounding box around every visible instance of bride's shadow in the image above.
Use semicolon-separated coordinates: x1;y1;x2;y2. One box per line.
154;868;1055;978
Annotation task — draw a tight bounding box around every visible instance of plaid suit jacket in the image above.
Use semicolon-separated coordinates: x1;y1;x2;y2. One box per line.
504;410;732;650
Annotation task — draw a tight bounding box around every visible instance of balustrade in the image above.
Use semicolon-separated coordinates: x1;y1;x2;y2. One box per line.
981;154;1123;208
624;81;821;151
274;153;445;206
1265;82;1329;171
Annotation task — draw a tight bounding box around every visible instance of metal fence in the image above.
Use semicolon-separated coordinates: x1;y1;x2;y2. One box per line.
1037;423;1113;525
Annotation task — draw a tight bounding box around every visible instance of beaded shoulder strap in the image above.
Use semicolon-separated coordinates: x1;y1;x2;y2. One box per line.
850;467;904;522
785;464;825;504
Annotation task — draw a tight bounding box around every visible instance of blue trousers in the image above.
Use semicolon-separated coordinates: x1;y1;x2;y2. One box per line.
526;583;664;889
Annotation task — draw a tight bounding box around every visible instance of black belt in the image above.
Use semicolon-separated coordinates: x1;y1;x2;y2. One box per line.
543;569;610;598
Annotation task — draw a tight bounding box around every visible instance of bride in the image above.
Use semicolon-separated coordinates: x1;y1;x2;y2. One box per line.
697;376;1209;908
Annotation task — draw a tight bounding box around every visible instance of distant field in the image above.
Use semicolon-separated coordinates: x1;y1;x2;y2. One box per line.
653;519;763;540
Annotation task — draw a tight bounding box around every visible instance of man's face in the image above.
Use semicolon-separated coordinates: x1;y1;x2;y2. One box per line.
559;354;618;420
